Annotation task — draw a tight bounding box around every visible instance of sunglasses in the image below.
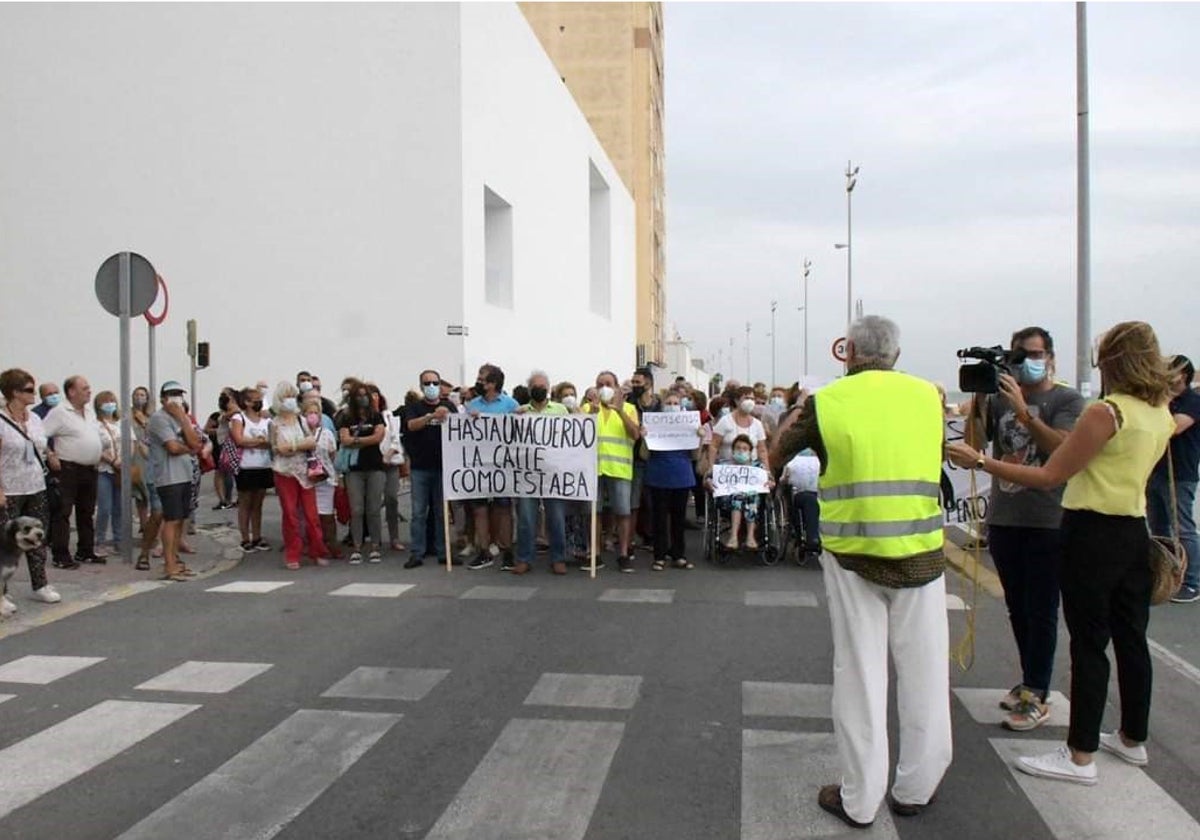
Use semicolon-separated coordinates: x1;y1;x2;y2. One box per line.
18;386;36;394
422;380;440;387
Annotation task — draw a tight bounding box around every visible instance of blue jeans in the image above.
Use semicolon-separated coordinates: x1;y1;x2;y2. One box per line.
96;471;122;546
1147;474;1200;590
988;524;1062;698
517;497;565;564
408;468;445;559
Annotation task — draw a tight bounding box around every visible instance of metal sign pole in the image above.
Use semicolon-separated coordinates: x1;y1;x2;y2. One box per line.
148;324;157;402
118;252;134;565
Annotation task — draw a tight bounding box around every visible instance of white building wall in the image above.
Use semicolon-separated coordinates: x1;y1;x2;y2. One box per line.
1;3;631;413
458;4;636;393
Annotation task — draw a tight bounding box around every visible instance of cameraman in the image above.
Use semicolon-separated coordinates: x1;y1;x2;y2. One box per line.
966;327;1085;731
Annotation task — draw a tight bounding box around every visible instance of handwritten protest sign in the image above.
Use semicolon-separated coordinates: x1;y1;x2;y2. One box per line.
441;413;597;502
642;410;701;451
942;415;991;529
711;463;771;498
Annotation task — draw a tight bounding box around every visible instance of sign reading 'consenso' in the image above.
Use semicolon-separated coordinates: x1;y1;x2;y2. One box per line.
441;413;598;502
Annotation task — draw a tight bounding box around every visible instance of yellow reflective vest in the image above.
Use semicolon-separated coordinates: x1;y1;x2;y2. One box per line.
815;370;945;558
584;402;638;480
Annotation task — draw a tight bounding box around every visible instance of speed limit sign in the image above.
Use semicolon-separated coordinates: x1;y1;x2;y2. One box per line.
832;337;848;362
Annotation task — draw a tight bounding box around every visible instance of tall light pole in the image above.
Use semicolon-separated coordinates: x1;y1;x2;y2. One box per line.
770;301;777;386
801;258;812;378
841;161;859;336
1075;2;1092;396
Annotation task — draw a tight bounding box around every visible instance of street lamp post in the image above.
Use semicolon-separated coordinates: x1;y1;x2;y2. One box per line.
841;161;858;336
802;258;811;377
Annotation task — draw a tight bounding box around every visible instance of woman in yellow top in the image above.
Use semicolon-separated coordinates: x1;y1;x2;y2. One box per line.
949;321;1174;786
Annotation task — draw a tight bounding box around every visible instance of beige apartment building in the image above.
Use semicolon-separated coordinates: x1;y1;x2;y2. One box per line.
521;1;666;366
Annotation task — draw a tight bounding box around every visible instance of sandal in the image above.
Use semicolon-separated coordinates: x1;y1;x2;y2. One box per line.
135;556;151;571
159;571;189;582
673;558;695;570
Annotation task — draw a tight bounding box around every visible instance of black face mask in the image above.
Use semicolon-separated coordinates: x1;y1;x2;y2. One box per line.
475;380;488;394
251;400;263;412
218;394;230;411
631;385;646;399
530;386;548;403
356;396;371;409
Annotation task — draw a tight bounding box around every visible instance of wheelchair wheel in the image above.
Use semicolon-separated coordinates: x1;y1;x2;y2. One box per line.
704;493;720;565
758;492;783;566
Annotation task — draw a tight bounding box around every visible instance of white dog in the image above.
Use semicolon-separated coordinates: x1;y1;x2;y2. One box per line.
1;516;46;618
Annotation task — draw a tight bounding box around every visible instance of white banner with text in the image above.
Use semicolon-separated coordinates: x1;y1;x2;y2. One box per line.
710;464;771;498
642;410;701;451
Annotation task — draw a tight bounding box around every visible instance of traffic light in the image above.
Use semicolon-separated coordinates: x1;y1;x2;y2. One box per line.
196;341;210;369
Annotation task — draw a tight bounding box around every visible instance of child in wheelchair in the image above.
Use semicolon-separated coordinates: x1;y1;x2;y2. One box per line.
783;447;822;563
716;434;773;551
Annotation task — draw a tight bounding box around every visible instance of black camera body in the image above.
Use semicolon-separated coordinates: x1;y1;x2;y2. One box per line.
957;345;1027;394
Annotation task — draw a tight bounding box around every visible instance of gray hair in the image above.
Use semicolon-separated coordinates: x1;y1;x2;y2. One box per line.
848;316;901;367
528;369;550;387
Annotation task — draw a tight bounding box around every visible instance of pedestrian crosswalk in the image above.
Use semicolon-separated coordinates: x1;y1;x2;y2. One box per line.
1;657;1198;838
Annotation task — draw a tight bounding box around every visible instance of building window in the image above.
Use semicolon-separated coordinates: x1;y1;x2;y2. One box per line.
484;186;513;309
589;161;611;318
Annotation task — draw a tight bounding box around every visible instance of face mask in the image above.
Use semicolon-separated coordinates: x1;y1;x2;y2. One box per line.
475;380;488;394
1018;359;1047;385
356;396;371;409
305;413;321;429
770;397;785;409
681;398;693;410
132;395;147;409
448;392;461;406
341;389;350;400
739;399;756;414
562;395;578;410
631;385;645;399
298;381;313;393
251;400;264;412
100;402;117;415
530;385;548;403
281;397;298;413
44;394;62;408
734;450;751;464
720;407;731;418
598;386;615;403
259;386;269;396
422;384;440;401
664;404;681;413
167;395;185;407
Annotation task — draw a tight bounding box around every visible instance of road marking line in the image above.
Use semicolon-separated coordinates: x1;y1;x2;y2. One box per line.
0;655;105;685
742;682;832;719
524;673;642;710
320;666;450;701
990;737;1200;839
0;694;14;704
598;588;675;604
425;718;624;840
953;688;1070;727
742;730;899;839
205;581;294;594
1148;638;1200;688
745;591;819;608
945;593;970;611
0;700;199;820
460;585;537;601
136;661;273;694
329;583;416;598
118;709;399;840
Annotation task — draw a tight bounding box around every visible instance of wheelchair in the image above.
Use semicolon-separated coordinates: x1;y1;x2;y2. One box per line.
779;488;822;567
702;486;786;566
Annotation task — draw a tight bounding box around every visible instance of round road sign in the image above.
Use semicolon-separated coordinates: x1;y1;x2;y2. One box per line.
832;337;848;362
94;252;157;317
143;274;170;326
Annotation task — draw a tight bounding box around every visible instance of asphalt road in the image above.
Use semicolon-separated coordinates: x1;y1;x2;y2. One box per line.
1;490;1198;840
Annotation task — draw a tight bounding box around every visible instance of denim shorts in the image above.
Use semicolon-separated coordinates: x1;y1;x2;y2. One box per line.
599;476;632;516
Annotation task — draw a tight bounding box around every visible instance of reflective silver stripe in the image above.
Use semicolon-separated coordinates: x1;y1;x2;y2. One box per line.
820;514;943;539
598;436;631;446
598;454;632;465
820;480;941;502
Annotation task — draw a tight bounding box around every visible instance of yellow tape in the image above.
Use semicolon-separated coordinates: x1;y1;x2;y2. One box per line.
950;468;981;671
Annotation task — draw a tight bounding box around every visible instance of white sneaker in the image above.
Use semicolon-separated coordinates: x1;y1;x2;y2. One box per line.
1015;745;1097;785
31;585;62;604
0;595;16;617
1099;732;1148;767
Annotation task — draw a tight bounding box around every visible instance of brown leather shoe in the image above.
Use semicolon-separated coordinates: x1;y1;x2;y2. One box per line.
512;561;532;575
551;562;567;575
818;784;873;830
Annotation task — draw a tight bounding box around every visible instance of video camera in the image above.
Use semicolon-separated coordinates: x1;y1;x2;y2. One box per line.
956;345;1027;394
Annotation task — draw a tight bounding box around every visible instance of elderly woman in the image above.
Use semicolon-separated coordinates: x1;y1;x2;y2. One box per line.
709;386;770;471
302;394;340;560
0;368;62;609
644;390;697;570
338;381;387;563
230;386;274;552
93;389;123;553
269;382;328;569
948;321;1175;785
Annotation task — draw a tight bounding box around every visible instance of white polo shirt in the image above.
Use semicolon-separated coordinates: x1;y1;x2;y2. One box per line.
43;403;103;466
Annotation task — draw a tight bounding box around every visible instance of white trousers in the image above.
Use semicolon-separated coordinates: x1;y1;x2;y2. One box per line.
822;555;953;824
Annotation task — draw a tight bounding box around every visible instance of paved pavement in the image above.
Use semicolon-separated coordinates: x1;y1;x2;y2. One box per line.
0;485;1198;839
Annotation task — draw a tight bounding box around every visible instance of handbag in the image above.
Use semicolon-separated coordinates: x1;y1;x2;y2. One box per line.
333;484;351;524
1149;449;1188;606
334;443;359;474
218;432;242;475
0;411;61;512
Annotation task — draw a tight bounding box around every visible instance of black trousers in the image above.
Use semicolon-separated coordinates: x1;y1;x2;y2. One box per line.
651;487;689;561
988;525;1063;699
1060;509;1152;752
0;491;49;591
791;491;822;554
51;461;97;561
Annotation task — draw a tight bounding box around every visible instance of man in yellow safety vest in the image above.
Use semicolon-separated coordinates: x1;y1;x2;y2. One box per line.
772;315;951;830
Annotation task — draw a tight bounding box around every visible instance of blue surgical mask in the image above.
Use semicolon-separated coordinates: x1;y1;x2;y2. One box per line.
720;407;732;418
664;404;681;413
1019;359;1047;385
770;397;785;409
44;394;62;408
422;384;440;401
681;398;693;410
734;450;751;464
100;402;117;415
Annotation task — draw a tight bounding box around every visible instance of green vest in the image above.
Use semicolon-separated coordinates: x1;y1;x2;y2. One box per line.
815;370;944;558
587;403;637;480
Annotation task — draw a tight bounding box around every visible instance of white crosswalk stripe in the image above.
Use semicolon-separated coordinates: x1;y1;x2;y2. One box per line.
743;682;833;719
0;700;200;820
320;666;449;701
460;585;537;600
990;737;1200;840
328;582;415;598
0;694;13;705
118;709;399;840
136;661;274;694
205;580;293;594
524;673;642;710
745;590;819;607
954;688;1071;727
598;588;675;603
0;654;105;684
424;718;625;840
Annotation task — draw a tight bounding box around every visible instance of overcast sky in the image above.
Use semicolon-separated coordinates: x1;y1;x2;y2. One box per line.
663;2;1200;393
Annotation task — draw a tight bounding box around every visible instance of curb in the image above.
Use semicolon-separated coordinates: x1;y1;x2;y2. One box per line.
944;540;1004;600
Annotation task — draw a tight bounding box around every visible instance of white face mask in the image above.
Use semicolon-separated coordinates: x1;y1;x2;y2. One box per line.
166;395;185;407
598;386;615;403
664;403;681;413
298;381;313;393
739;399;756;414
561;395;578;410
281;397;299;413
770;396;785;409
